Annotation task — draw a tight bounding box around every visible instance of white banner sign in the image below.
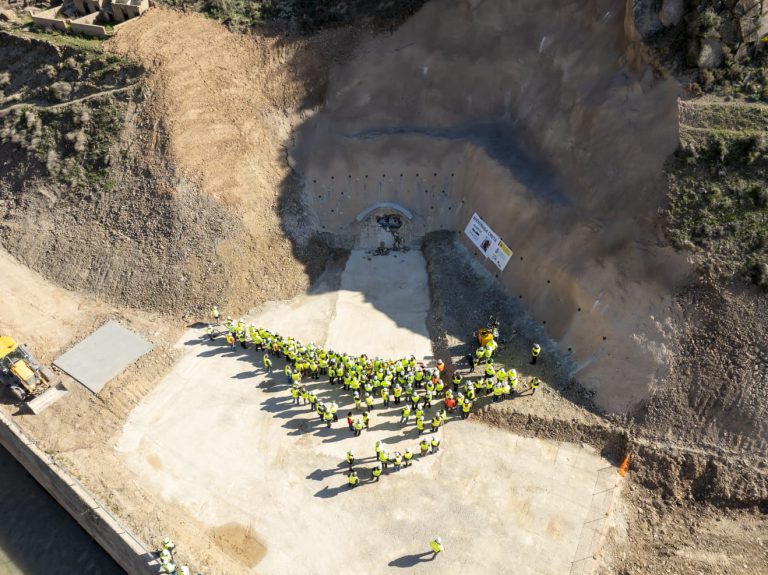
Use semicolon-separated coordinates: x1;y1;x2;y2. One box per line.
464;213;513;271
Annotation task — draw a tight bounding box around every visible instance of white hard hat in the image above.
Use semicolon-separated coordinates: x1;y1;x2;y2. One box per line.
437;359;444;364
534;343;541;349
349;450;354;456
435;537;442;543
405;448;411;453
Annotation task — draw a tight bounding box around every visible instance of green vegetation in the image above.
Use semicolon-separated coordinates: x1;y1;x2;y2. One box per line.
667;109;768;290
10;26;105;55
157;0;429;33
0;96;126;189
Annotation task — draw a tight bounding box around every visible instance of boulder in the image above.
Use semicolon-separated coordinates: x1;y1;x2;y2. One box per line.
698;38;725;68
659;0;685;28
632;0;664;36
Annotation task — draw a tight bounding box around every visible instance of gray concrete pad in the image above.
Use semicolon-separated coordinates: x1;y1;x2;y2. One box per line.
245;250;433;361
118;252;620;574
54;321;153;394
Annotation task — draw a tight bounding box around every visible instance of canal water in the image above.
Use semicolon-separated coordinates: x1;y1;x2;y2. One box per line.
0;445;124;575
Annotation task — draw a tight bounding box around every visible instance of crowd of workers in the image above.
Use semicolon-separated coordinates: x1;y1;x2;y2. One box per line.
208;306;542;482
158;537;198;575
202;306;543;560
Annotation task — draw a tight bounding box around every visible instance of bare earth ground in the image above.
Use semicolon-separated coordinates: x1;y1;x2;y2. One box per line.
0;5;766;575
422;232;768;575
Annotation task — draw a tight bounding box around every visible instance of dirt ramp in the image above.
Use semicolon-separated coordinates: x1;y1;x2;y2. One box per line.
290;0;687;412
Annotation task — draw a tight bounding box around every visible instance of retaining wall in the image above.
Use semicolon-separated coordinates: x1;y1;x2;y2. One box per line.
0;409;158;575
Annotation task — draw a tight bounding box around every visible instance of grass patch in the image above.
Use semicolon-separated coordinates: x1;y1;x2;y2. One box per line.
9;26;105;55
0;96;127;191
666;125;768;290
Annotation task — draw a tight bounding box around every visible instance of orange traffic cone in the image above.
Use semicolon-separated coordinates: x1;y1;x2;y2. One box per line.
618;454;632;477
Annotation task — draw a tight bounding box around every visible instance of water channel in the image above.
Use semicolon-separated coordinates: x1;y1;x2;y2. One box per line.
0;445;124;575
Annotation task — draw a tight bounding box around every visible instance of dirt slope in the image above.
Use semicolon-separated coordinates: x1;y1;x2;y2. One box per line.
104;9;362;314
288;0;686;414
1;9;358;318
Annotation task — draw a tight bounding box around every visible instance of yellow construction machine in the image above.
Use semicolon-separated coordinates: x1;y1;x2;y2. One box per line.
0;336;66;413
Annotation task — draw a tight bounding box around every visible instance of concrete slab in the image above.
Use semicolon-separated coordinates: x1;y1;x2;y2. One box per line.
116;252;618;574
118;334;614;574
234;250;433;361
325;250;433;359
53;321;153;394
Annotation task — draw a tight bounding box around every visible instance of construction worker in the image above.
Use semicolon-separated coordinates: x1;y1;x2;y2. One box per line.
530;377;541;395
393;384;403;405
205;324;215;341
308;391;317;411
419;438;430;456
485;361;496;379
323;408;333;428
474;346;486;368
225;332;235;351
508;369;518;394
345;450;355;470
430;435;440;453
431;415;441;433
380;386;390;408
531;343;541;364
300;386;308;405
353;391;362;411
410;390;420;410
348;471;359;488
404;448;414;467
372;463;383;481
347;412;354;432
365;392;374;410
430;537;444;556
262;353;272;373
416;416;425;434
210;305;220;323
160;549;173;564
401;405;411;424
353;417;363;436
493;382;503;402
363;411;370;430
291;386;299;405
461;399;472;420
379;449;389;469
162;537;176;553
161;561;176;574
392;451;402;471
436;359;445;374
238;329;247;349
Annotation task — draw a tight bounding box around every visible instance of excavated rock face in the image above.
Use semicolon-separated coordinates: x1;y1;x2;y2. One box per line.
290;0;686;413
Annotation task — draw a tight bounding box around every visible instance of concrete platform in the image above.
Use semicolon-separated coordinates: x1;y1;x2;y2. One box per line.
53;321;153;394
254;250;433;361
116;252;619;574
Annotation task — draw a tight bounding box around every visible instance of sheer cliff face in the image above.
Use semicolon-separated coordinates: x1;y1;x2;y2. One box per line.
291;0;688;412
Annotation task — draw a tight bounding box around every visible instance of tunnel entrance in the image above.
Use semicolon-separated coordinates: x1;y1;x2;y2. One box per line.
354;202;414;251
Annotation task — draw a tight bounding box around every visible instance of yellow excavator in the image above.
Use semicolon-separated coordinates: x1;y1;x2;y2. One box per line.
0;336;66;413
